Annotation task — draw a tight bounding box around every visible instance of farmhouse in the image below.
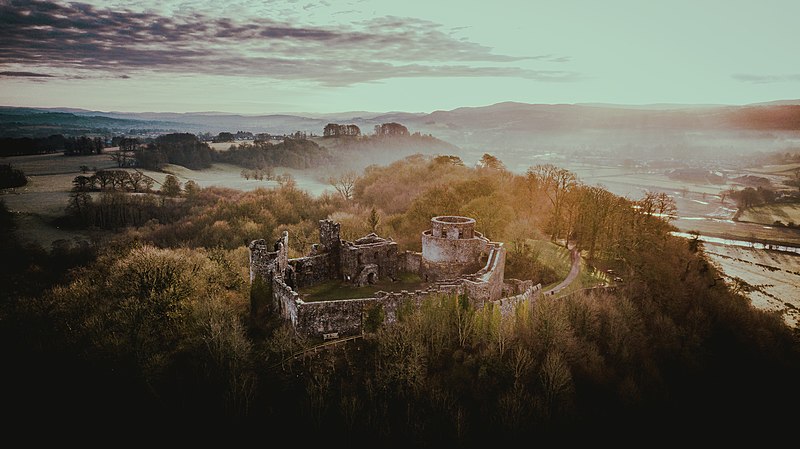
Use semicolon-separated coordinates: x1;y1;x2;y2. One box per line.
249;216;540;338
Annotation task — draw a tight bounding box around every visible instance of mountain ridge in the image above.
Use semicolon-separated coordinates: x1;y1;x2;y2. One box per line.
2;100;799;139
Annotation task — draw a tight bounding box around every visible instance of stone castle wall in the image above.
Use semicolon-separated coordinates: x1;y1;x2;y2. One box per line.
421;231;487;278
498;283;543;317
250;216;535;339
293;284;464;337
273;277;300;324
430;215;476;239
289;253;338;288
340;241;400;282
248;232;288;284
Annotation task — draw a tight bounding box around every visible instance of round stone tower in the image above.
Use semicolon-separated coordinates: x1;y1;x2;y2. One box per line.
421;216;488;281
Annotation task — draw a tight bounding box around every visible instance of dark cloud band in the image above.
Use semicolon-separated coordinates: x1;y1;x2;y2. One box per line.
0;0;576;85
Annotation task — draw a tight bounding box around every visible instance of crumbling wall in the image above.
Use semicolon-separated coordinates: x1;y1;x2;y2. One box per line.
248;233;288;283
289;253;338;287
431;215;475;239
273;278;300;325
340;241;399;282
249;233;289;320
293;284;464;338
319;219;342;252
462;242;506;306
503;278;534;297
498;283;542;317
296;297;368;337
402;251;422;274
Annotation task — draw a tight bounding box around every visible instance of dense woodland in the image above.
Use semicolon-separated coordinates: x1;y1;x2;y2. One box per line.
217;138;333;170
1;153;799;444
0;134;108;156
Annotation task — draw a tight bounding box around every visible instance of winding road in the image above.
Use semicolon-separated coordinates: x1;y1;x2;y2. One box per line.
543;243;581;295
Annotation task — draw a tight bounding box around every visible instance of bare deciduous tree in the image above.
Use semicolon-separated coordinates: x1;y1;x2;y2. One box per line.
526;164;577;240
328;170;359;201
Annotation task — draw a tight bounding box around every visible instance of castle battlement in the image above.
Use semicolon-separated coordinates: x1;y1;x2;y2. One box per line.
249;216;534;339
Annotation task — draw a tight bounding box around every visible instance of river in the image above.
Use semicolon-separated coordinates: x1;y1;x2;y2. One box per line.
670;231;800;254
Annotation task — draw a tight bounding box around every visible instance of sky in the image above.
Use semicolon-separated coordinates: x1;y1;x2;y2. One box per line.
0;0;798;114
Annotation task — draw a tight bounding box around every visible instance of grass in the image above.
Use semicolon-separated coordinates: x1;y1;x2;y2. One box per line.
300;272;426;302
1;150;335;248
743;162;800;175
526;239;572;290
520;238;610;295
738;203;800;226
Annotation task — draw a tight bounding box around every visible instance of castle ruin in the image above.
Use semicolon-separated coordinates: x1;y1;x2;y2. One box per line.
249;215;540;339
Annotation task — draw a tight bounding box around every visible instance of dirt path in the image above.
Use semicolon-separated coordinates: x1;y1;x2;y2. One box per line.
544;244;581;295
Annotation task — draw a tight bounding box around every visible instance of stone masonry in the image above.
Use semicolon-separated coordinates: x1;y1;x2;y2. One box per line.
249;216;538;339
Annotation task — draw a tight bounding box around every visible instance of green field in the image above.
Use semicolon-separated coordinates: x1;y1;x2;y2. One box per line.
300;272;426;302
527;240;571;277
738;203;800;226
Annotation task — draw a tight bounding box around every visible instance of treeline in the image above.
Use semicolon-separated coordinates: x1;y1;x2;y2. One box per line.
135;133;214;170
215;138;333;170
729;185;800;210
0;134;107;156
72;169;156;193
125;184;341;250
2;154;799;443
65;174;198;231
125;133;332;171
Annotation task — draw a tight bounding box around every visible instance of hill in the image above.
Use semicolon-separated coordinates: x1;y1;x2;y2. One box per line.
3;101;799;164
0;108;187;138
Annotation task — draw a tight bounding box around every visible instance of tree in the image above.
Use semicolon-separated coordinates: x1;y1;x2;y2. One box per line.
637;191;676;221
374;122;409;136
478;153;506;171
184;180;200;197
367;207;380;233
433;155;464;166
794;168;800;191
0;164;28;189
323;123;361;137
328;171;359;201
526;164;577;241
161;174;182;197
214;132;235;142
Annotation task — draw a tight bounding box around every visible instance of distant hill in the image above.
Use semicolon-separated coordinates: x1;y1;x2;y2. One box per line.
5;101;799;137
2;101;799;163
402;101;800;134
0;108;188;138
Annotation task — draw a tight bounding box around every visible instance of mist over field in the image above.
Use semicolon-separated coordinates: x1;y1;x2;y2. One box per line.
3;0;800;445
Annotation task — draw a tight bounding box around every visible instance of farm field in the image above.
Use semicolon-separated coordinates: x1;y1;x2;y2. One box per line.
742;162;800;176
1;149;333;248
737;203;800;227
704;243;800;329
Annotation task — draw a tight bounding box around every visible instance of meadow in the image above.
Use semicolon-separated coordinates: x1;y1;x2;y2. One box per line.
1;148;333;248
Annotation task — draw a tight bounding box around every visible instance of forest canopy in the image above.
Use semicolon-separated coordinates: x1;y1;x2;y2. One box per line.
2;153;798;444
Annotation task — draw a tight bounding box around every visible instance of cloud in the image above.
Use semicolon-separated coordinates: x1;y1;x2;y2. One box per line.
733;74;800;84
0;71;54;77
0;0;577;85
